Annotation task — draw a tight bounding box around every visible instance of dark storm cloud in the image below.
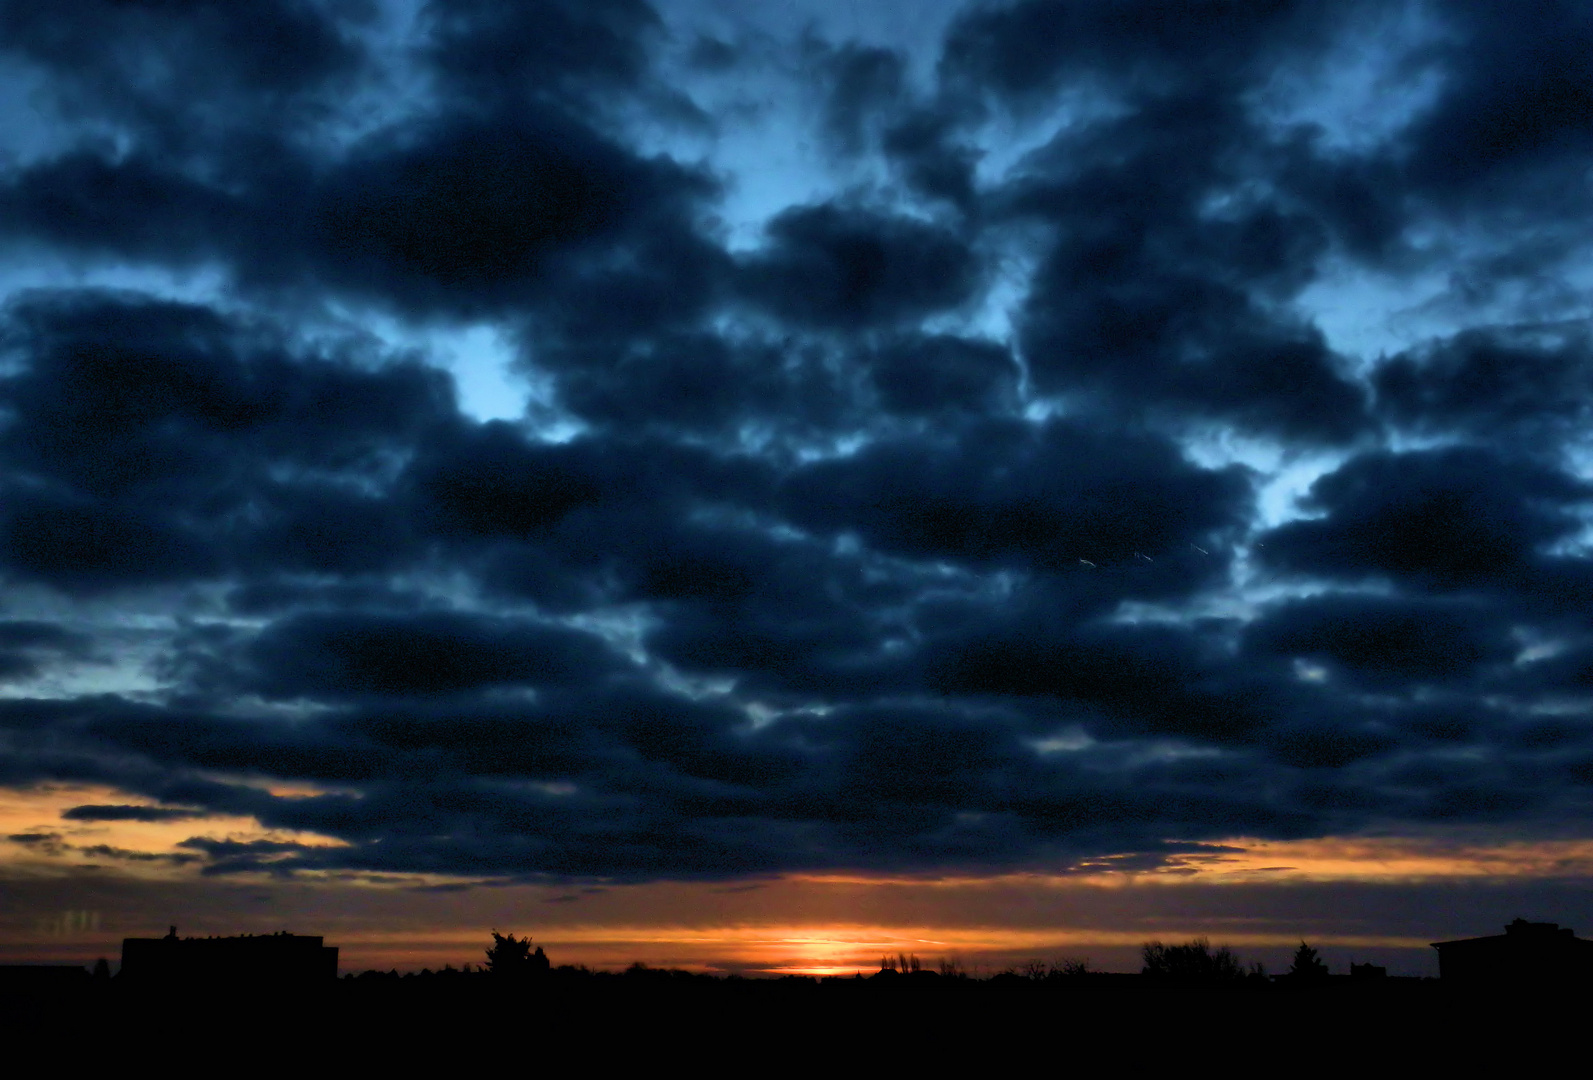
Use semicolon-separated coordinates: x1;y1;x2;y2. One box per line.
0;115;717;320
738;203;979;330
806;38;980;211
867;334;1018;417
312;114;717;314
0;290;452;592
0;151;243;268
939;0;1315;101
1257;447;1591;595
921;602;1296;749
421;0;664;112
0;620;91;680
928;0;1593;439
779;416;1248;573
399;419;783;611
1373;323;1593;443
1;0;1592;884
1399;0;1593;203
0;0;717;327
0;0;366;145
1243;593;1517;689
995;88;1366;442
545;330;825;435
243;611;627;700
62;804;204;822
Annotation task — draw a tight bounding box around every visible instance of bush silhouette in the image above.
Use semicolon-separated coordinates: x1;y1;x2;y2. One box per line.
485;931;550;979
1052;958;1092;980
1141;939;1247;984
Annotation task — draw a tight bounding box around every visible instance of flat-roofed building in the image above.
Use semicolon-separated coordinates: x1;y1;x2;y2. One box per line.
120;927;337;984
1431;919;1593;985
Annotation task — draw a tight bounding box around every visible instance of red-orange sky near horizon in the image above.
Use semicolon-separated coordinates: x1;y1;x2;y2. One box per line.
6;784;1593;977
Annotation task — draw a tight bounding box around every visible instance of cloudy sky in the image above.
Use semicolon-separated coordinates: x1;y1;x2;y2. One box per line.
4;0;1593;976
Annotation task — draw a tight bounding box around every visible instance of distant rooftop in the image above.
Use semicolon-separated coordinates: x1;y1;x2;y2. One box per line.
1431;920;1593;983
120;927;338;984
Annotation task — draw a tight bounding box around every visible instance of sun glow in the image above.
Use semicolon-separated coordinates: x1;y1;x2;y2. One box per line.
5;805;1592;975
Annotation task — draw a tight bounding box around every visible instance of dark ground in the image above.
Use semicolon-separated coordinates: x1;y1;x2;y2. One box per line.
3;970;1583;1068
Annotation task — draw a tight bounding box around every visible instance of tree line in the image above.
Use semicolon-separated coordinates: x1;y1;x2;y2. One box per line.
349;933;1351;987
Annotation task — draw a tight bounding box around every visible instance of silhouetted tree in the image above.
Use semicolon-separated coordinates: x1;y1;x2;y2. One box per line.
1288;942;1329;981
92;957;110;981
1141;939;1247;984
879;952;922;974
485;931;550;979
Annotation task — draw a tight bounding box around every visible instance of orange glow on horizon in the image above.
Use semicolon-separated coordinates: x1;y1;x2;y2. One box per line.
783;833;1593;889
6;782;1591;888
328;922;1441;976
4;784;1592;976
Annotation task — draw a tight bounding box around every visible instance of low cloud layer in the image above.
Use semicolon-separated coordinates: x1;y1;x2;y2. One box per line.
1;0;1592;884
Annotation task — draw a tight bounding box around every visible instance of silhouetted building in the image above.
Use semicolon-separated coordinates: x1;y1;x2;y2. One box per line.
1431;919;1593;985
1348;962;1386;980
120;927;337;984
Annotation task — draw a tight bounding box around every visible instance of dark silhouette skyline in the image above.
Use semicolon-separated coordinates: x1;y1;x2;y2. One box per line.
21;918;1585;987
1432;919;1593;985
10;919;1587;1072
119;926;338;984
13;918;1591;1003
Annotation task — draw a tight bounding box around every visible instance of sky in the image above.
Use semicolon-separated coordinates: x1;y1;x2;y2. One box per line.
3;0;1593;978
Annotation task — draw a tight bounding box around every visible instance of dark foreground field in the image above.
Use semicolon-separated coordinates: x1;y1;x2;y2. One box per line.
4;970;1585;1068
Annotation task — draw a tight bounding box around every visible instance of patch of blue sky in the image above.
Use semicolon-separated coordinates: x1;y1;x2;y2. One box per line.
1542;507;1593;562
1028;727;1095;756
1518;696;1593;720
1562;444;1593;484
425;323;530;424
0;57;74;169
1301;221;1593;372
1124;740;1226;767
922;230;1037;350
340;306;559;430
1291;658;1329;684
676;96;840;253
1248;0;1449;155
306;0;432;156
638;15;852;252
1433;243;1593;330
1178;429;1343;530
0;257;234;314
781;429;871;466
657;665;748;712
642;0;982;253
1107;435;1369;631
0;621;164;702
565;604;655;667
970;83;1132;189
1296;257;1460;368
